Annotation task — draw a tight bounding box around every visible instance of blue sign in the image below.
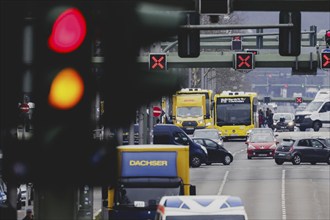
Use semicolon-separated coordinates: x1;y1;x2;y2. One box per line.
121;152;177;177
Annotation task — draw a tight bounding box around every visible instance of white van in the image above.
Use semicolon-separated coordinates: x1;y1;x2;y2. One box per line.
155;195;248;220
295;89;330;131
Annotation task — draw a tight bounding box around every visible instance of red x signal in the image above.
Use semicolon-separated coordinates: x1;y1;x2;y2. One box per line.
296;97;303;103
149;53;167;71
321;51;330;69
234;52;254;70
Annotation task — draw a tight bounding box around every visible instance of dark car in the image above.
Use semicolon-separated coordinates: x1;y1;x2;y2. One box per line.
192;138;233;165
317;137;330;147
274;138;330;165
153;124;208;168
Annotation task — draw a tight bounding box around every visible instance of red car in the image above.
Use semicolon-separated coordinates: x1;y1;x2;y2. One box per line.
246;133;278;159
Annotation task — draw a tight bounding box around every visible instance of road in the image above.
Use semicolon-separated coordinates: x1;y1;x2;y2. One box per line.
191;132;330;220
15;130;329;220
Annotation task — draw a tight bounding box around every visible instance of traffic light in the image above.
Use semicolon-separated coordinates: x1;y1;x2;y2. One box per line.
295;97;303;104
99;2;183;127
264;96;271;104
32;3;117;185
325;30;330;46
178;12;200;58
234;52;254;70
279;11;301;56
231;36;242;51
149;53;167;71
320;50;330;69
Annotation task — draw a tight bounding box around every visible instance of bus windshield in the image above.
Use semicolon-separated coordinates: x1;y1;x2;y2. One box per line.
216;103;251;126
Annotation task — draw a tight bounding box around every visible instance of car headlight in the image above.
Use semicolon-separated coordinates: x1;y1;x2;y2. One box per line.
176;120;182;124
206;122;211;126
198;120;204;124
288;121;294;126
304;114;311;119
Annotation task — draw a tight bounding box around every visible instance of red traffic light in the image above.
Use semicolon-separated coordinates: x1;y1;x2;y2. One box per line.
234;52;254;70
149;53;167;71
326;30;330;45
48;7;87;53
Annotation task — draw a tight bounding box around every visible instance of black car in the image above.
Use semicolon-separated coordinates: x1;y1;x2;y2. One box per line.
192;137;233;165
274;138;330;165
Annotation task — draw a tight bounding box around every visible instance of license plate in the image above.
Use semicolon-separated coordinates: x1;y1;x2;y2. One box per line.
295;123;300;126
186;127;194;130
278;153;285;156
258;154;267;156
231;134;238;136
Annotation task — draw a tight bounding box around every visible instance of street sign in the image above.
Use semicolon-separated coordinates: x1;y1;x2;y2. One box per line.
295;97;303;103
149;53;167;71
234;52;254;70
19;103;30;113
320;51;330;69
153;106;162;117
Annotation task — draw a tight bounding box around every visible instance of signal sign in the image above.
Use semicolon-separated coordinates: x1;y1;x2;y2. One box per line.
320;51;330;69
149;53;167;71
234;52;254;70
295;97;303;103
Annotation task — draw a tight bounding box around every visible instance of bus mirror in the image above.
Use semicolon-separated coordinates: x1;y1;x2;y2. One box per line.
190;185;196;195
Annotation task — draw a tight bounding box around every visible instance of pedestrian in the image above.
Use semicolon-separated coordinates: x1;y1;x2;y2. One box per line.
267;109;274;130
22;208;33;220
258;109;265;128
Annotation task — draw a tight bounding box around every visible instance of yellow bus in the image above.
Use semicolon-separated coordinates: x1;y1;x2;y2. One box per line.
176;88;214;129
213;91;258;140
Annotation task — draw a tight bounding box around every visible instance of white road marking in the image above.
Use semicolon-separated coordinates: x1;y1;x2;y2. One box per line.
217;170;229;195
281;169;287;220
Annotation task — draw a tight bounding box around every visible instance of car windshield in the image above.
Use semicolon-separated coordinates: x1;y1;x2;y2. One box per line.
250;135;274;143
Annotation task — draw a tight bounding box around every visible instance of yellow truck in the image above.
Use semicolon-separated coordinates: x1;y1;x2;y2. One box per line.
172;93;208;134
107;145;196;220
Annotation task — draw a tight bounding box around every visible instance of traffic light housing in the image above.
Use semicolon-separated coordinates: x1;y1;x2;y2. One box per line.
234;52;254;70
325;30;330;46
264;96;271;104
231;36;242;51
279;11;301;56
178;12;200;58
32;3;117;186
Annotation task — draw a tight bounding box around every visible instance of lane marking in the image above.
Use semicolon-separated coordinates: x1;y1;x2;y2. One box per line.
282;169;287;220
217;170;229;195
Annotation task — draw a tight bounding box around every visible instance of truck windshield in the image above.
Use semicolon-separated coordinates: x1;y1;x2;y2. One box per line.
115;187;181;207
304;101;323;112
177;107;202;117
